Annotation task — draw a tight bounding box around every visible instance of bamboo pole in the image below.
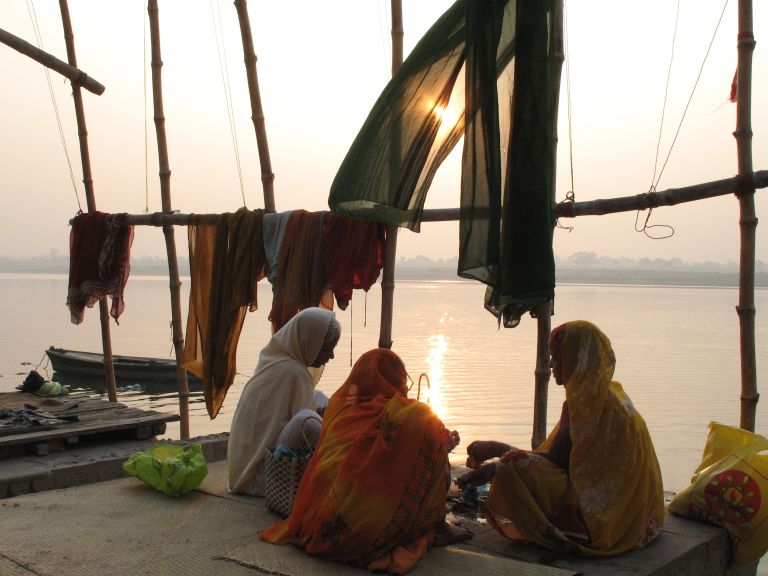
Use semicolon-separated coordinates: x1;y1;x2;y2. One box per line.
735;0;758;431
531;0;564;449
378;0;404;350
83;169;767;228
0;27;104;95
148;0;190;440
233;0;276;212
532;303;552;449
419;172;768;221
555;172;768;218
58;0;118;403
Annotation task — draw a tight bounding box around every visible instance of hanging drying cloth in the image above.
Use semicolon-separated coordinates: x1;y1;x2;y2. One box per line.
323;213;386;310
268;210;327;333
328;0;557;327
184;208;266;419
181;220;217;384
67;211;134;325
263;211;293;285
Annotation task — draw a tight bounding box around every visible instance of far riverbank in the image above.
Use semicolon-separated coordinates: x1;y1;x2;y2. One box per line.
1;257;767;288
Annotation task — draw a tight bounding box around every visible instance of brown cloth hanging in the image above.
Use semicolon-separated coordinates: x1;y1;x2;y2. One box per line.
67;211;134;325
323;213;386;310
181;222;216;380
183;208;266;419
268;210;327;332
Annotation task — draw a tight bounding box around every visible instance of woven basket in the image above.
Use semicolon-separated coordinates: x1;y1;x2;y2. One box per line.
264;448;311;517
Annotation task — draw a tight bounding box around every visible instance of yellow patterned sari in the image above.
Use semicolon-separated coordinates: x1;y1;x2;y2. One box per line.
485;320;665;555
261;349;450;574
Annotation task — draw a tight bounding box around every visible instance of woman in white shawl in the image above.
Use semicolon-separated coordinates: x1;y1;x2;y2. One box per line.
228;307;341;496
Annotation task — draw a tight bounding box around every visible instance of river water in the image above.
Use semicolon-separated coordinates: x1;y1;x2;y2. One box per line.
1;272;767;496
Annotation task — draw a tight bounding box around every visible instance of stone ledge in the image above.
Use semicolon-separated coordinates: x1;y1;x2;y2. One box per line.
0;433;228;499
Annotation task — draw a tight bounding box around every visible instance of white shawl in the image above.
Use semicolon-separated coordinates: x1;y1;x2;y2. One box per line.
227;307;335;495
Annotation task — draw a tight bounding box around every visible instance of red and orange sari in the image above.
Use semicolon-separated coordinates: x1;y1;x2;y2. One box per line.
261;348;451;574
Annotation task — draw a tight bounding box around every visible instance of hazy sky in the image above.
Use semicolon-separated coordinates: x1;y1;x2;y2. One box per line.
1;1;765;263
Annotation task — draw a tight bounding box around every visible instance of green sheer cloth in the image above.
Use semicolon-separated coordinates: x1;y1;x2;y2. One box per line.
329;0;556;327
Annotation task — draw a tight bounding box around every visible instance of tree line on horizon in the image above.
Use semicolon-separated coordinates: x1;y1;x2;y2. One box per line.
0;250;766;274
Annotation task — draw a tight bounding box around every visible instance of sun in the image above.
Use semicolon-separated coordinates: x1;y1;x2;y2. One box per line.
434;104;460;126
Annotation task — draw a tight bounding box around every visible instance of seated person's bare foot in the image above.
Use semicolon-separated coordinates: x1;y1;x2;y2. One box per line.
433;520;473;547
456;462;496;490
465;440;513;468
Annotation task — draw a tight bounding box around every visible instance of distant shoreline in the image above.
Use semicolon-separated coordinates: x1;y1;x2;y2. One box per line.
1;261;766;288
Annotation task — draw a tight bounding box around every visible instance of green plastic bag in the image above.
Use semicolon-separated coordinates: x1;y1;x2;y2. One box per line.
123;443;208;497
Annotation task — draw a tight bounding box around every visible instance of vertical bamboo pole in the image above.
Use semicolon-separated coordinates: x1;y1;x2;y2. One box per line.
58;0;118;403
148;0;190;439
531;0;564;449
378;0;404;349
233;0;276;212
735;0;758;431
532;303;552;448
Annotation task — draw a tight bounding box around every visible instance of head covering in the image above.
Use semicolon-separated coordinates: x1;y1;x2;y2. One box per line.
549;320;616;392
262;307;336;368
327;348;408;410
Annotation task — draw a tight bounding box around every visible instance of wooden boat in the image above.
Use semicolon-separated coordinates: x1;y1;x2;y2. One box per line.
45;346;202;385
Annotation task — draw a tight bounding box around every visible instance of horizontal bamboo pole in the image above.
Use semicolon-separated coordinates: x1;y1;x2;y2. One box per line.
0;26;105;95
419;171;767;222
70;170;767;228
556;171;767;218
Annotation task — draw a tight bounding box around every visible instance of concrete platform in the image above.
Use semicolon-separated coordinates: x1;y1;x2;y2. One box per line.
0;454;755;576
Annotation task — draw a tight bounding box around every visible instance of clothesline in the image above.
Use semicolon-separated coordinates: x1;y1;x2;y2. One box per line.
66;170;767;229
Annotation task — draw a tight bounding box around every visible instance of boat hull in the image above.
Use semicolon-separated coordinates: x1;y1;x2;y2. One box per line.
45;347;202;385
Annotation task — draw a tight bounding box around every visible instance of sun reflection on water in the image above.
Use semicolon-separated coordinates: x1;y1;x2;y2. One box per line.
417;333;449;421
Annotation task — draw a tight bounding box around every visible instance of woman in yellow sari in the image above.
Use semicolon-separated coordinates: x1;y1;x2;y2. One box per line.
458;320;665;556
261;348;469;574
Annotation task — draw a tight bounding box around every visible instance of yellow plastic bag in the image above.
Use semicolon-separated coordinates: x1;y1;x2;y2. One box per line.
668;421;768;565
123;443;208;497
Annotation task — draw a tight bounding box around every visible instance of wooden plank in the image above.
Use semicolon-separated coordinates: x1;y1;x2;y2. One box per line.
1;391;181;452
0;413;180;449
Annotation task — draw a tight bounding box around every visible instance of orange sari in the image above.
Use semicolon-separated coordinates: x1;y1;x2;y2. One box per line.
261;349;450;574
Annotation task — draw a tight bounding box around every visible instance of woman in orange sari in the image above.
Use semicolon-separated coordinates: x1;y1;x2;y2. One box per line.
261;348;469;574
458;320;665;556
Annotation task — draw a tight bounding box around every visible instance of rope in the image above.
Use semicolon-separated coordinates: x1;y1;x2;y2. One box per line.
34;351;51;381
650;0;680;191
209;0;247;208
377;0;391;77
143;3;150;213
26;0;83;213
652;0;730;191
636;0;681;240
637;0;728;240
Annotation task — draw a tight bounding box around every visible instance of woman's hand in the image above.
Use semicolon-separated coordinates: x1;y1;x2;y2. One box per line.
465;440;513;468
445;429;460;452
456;462;497;490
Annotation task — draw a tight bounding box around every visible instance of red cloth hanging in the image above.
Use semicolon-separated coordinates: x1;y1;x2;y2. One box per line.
323;213;386;310
67;211;134;324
